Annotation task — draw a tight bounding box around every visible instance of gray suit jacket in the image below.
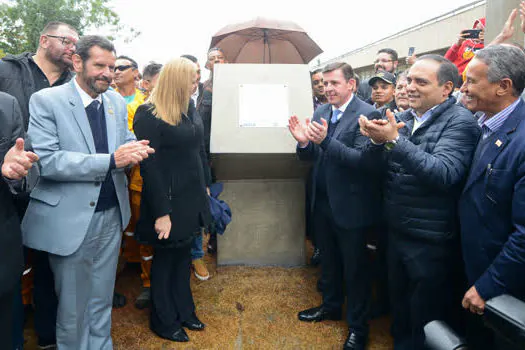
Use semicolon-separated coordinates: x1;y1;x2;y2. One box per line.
22;80;135;256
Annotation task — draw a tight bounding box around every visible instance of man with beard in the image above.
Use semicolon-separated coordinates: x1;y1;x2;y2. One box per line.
357;48;399;103
0;21;78;350
22;35;154;350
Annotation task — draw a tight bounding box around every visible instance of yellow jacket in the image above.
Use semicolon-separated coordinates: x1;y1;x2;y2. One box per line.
119;89;146;192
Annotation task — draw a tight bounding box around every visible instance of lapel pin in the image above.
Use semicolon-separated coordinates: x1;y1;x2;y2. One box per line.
495;139;502;147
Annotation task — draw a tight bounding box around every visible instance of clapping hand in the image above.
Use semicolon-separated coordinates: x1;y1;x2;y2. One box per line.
359;109;405;144
114;140;155;168
288;115;310;147
306;118;328;145
1;138;39;180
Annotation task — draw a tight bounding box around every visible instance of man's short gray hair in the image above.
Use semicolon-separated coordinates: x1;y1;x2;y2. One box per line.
475;44;525;97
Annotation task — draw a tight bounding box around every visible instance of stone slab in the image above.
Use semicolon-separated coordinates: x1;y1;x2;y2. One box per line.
217;180;306;267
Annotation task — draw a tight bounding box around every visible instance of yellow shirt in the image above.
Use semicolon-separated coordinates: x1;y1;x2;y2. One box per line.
117;88;146;192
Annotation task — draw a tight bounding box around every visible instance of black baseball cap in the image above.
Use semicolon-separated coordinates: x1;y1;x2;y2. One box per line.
368;71;396;86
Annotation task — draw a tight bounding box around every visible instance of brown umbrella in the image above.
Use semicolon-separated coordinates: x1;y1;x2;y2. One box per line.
209;17;323;64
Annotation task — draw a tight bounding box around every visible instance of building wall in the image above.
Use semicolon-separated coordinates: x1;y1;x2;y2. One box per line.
313;1;486;79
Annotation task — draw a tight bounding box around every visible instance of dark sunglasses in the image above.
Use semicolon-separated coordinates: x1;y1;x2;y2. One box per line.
114;65;135;72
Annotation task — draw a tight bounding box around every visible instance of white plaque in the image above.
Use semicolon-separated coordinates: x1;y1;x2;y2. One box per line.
238;84;289;127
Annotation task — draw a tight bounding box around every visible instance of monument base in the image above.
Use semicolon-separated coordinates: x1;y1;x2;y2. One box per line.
217;179;306;267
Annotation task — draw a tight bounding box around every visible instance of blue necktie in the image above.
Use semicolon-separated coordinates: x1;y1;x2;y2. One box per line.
331;109;342;123
481;124;491;139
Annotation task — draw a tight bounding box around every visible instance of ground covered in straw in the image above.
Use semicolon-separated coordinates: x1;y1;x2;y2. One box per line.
25;245;393;349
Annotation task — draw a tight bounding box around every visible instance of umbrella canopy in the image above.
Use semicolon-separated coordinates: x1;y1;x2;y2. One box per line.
209;17;323;64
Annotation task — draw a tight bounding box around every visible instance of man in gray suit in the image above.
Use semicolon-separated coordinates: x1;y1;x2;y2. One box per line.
22;35;154;350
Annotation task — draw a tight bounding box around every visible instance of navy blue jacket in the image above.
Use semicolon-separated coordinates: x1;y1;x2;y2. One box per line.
364;97;481;242
297;96;381;230
460;99;525;301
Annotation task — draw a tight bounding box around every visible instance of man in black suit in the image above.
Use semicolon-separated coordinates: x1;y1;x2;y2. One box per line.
288;62;381;350
0;92;38;349
181;54;203;106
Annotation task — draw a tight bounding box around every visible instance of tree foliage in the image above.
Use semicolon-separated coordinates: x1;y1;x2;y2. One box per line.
0;0;140;54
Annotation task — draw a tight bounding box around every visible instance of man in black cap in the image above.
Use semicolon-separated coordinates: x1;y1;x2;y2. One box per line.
369;71;397;116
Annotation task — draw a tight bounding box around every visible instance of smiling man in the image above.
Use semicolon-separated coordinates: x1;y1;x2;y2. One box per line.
22;35;153;350
459;44;525;350
369;70;396;114
359;55;480;349
289;62;381;350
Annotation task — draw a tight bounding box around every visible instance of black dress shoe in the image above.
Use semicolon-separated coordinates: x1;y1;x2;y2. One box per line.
343;329;368;350
155;327;189;342
298;305;341;322
310;248;321;266
182;313;206;331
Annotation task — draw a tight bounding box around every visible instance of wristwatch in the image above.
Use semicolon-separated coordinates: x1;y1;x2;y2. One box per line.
384;135;400;151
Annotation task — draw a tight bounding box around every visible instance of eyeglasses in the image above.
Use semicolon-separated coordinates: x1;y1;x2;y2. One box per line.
46;35;76;47
114;65;135;72
374;59;394;64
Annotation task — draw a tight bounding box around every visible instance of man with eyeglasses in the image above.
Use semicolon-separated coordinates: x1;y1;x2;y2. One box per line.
0;21;78;350
357;48;399;103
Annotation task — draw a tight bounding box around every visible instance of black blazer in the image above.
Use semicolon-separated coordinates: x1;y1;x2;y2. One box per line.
0;92;24;297
297;96;382;230
133;101;211;248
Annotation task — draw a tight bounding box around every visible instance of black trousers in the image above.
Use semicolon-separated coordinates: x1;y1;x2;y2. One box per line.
314;198;371;334
0;288;15;350
16;195;57;345
150;244;195;336
32;249;58;344
388;232;462;350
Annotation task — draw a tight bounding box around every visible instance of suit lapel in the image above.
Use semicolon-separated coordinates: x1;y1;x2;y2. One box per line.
103;94;117;153
68;82;96;154
333;96;358;139
463;101;524;192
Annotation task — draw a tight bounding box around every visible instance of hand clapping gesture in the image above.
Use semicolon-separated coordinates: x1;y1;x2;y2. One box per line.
358;109;405;144
114;140;155;168
288;115;310;147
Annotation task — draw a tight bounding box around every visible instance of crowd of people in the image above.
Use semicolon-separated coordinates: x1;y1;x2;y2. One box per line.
292;4;525;350
0;21;227;350
2;3;525;350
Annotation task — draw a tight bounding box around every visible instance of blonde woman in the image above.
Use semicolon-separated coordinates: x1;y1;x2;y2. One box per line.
133;57;211;342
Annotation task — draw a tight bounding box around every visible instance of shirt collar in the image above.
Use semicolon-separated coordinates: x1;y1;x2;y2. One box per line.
477;98;521;133
74;78;102;108
410;103;440;122
331;93;354;118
